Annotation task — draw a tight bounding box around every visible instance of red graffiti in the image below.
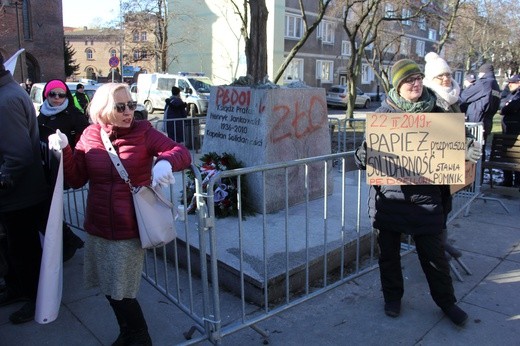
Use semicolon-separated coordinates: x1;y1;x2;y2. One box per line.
269;95;327;143
215;87;251;107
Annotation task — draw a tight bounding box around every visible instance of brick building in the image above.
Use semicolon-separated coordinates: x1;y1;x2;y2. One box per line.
0;0;65;83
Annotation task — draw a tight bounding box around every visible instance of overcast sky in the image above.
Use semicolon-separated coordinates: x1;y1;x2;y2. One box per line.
62;0;120;28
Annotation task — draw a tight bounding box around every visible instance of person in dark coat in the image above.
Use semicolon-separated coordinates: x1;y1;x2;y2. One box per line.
164;86;187;143
38;79;89;261
460;63;501;151
72;83;90;115
499;74;520;187
354;59;481;327
0;53;50;324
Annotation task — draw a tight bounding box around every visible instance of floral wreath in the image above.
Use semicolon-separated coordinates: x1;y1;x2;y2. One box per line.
184;152;253;218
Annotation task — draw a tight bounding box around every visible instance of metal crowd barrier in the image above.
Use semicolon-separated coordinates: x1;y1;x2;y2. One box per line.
151;117;206;154
61;120;488;345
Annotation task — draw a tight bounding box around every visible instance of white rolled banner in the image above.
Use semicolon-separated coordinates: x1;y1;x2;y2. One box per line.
35;154;64;324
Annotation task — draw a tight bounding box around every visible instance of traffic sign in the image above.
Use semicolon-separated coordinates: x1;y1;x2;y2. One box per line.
109;56;120;68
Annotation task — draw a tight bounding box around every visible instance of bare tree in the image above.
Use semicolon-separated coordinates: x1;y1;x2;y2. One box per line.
272;0;333;84
230;0;268;83
328;0;432;118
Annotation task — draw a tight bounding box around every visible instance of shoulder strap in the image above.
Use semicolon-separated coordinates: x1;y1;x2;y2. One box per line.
100;128;133;189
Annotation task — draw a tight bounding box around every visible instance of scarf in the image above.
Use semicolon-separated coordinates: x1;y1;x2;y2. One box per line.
424;79;461;111
40;99;69;116
387;88;436;113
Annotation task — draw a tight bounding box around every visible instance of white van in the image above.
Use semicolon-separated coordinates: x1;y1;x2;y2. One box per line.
136;72;213;116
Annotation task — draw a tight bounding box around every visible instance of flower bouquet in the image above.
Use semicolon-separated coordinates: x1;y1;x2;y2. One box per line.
184;152;253;218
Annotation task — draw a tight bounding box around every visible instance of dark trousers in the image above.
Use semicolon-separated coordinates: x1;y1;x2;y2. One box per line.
376;228;456;309
0;200;49;300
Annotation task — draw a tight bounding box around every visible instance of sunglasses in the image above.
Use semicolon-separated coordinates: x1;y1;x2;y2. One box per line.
114;101;138;113
48;91;67;98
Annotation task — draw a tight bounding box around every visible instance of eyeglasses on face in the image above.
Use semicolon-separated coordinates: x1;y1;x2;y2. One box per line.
49;91;67;99
435;73;452;80
114;101;138;113
402;75;424;85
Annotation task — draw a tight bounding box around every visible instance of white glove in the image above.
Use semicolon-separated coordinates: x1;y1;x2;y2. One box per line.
152;160;175;188
48;129;69;151
465;139;482;163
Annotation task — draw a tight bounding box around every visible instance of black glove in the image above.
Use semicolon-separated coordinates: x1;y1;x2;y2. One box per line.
354;141;367;170
0;172;13;190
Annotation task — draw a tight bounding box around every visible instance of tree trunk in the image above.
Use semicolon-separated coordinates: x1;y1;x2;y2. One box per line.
247;0;268;83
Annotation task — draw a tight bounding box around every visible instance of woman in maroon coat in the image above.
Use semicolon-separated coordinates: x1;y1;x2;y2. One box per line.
49;83;191;345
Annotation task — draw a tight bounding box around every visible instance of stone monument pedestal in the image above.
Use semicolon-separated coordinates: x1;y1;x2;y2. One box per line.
202;86;333;213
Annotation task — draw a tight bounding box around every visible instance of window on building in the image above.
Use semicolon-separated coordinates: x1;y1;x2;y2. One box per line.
141;50;148;59
416;40;425;57
402;8;412;26
418;16;426;30
133;50;141;60
22;0;32;40
133;32;139;42
317;20;334;44
285;14;302;39
110;49;117;57
86;48;93;60
140;32;147;41
341;40;351;56
429;29;437;41
284;58;304;82
400;37;411;55
385;4;396;18
85;40;88;45
361;64;373;85
316;60;333;83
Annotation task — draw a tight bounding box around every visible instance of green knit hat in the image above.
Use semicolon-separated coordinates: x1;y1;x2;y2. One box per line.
391;59;424;88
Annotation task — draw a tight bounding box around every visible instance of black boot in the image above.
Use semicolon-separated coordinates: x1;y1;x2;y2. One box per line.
63;223;84;262
108;297;152;346
107;296;131;346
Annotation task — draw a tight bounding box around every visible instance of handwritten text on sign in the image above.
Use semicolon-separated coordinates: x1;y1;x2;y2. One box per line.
365;113;466;185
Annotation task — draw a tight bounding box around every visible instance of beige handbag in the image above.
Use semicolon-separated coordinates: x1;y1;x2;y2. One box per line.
100;129;176;249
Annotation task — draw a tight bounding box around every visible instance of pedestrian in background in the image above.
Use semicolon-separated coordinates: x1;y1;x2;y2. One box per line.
0;53;50;324
20;77;32;94
499;74;520;187
354;59;481;327
460;63;501;153
38;79;88;262
164;86;188;143
48;83;191;345
72;83;91;115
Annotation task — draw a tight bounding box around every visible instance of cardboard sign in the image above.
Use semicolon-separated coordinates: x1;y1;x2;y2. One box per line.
450;162;476;194
365;113;466;185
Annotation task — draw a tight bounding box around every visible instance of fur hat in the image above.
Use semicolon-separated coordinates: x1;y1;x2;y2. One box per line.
424;52;451;81
478;63;494;74
391;59;424;88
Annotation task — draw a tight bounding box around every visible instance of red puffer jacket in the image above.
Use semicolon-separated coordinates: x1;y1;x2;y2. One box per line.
62;120;191;240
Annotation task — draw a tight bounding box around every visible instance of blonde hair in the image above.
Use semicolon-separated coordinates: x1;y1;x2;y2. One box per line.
88;83;132;125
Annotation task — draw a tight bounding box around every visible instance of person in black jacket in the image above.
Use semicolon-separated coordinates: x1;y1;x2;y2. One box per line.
38;79;89;262
499;74;520;187
460;63;501;154
163;86;187;143
355;59;481;327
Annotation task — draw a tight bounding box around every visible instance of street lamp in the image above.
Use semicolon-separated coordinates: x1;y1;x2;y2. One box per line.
120;0;124;82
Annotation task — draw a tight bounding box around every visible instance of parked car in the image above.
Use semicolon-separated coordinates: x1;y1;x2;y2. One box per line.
30;82;149;120
326;85;371;109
